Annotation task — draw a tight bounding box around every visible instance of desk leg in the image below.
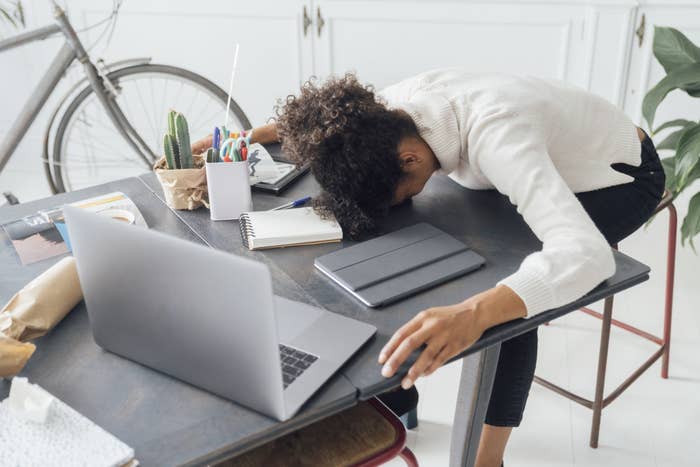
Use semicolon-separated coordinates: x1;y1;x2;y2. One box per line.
449;344;501;467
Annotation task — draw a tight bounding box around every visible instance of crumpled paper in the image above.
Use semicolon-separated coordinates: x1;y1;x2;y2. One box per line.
0;257;82;377
153;154;209;210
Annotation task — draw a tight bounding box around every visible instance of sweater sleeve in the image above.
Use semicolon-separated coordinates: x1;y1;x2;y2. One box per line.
470;109;616;316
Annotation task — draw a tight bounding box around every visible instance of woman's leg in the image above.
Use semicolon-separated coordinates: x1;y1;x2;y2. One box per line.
478;328;538;467
476;425;512;467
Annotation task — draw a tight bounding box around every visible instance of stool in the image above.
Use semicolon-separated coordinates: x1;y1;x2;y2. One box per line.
219;398;419;466
534;191;677;448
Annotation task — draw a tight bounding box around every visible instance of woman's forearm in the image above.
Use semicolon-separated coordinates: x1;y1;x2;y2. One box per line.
191;122;279;155
250;122;279;145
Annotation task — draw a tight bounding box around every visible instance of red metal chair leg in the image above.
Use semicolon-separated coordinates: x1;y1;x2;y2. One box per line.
661;203;677;379
398;447;419;467
590;295;614;448
535;196;676;447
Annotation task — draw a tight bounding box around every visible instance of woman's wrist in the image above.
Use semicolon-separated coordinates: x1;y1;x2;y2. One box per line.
462;285;528;331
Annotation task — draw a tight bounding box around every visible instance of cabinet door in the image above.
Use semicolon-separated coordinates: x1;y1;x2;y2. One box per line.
312;0;590;90
624;5;700;129
77;0;314;126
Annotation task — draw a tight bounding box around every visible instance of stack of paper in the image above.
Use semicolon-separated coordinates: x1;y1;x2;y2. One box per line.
0;378;135;467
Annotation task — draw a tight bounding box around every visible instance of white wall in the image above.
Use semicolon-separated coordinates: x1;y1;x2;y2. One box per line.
1;0;698;344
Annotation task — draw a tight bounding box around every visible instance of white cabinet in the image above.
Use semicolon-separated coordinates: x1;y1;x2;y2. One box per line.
56;0;700;125
77;0;314;126
312;1;591;90
8;0;700;127
623;3;700;129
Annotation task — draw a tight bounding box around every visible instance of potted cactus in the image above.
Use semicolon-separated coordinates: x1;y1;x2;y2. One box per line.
153;110;208;210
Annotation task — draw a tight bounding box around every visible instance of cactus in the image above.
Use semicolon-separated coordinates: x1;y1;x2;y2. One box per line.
163;134;176;169
206;147;219;163
175;113;192;169
161;110;193;169
167;110;177;138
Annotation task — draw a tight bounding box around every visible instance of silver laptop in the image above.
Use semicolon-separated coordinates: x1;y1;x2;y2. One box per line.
63;206;375;421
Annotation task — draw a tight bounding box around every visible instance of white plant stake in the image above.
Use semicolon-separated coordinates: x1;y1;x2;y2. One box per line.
224;43;240;130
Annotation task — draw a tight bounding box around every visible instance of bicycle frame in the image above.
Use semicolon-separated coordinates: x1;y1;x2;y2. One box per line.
0;4;156;177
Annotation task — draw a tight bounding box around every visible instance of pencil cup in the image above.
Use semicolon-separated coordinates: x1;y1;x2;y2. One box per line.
205;161;252;221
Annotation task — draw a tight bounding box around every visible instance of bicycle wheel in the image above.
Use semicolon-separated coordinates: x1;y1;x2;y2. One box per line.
50;63;252;192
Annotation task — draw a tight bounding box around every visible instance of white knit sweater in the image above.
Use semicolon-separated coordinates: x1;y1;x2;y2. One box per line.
379;69;642;316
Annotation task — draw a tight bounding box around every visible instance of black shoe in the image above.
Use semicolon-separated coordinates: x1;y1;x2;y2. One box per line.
377;385;418;417
377;386;419;429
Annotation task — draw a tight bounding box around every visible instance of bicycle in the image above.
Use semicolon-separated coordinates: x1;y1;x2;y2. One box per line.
0;1;251;197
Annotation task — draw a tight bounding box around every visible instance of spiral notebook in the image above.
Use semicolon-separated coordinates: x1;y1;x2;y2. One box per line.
239;207;343;250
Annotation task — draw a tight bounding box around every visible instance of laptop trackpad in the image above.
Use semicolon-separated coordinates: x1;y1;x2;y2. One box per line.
274;296;323;343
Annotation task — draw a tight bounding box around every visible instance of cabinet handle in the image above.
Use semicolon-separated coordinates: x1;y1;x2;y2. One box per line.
317;7;325;37
635;13;645;47
303;5;312;37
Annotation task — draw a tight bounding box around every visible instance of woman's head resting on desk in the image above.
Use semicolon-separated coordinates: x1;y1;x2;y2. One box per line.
276;73;439;239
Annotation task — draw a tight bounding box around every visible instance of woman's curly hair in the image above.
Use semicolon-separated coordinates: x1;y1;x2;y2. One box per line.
275;73;417;238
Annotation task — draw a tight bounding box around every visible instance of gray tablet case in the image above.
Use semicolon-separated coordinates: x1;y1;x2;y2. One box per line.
314;223;485;307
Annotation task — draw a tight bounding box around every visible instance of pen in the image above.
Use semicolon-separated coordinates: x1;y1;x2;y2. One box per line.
213;127;221;151
270;196;312;211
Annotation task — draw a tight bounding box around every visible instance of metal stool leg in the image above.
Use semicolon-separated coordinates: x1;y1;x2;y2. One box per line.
590;295;614;448
398;447;420;467
661;203;677;379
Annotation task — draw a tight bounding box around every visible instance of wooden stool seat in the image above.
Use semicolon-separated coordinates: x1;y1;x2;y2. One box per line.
220;399;418;467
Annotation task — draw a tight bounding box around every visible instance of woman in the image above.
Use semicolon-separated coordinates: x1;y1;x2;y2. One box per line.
193;70;664;467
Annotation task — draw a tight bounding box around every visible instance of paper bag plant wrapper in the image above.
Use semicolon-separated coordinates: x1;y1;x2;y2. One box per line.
154;153;209;210
0;257;82;377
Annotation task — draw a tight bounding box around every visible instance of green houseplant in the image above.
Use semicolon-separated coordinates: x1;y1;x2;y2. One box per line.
643;26;700;248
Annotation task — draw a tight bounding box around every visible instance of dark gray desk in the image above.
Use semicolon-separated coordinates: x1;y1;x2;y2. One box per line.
0;173;649;467
139;170;650;466
0;178;358;467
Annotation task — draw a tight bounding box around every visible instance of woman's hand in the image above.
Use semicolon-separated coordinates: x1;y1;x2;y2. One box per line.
190;123;279;155
378;285;527;389
191;134;213;155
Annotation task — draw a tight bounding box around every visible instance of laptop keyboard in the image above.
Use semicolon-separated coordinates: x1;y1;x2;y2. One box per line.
279;344;318;389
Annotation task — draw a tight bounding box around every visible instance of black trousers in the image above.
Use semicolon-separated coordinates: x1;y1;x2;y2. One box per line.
485;133;665;426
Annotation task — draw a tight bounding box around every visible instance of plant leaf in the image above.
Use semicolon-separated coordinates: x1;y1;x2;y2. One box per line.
685;159;700;189
681;191;700;250
656;123;696;151
642;63;700;129
667;154;700;199
660;157;677;193
653;118;694;134
653;26;700;74
674;123;700;186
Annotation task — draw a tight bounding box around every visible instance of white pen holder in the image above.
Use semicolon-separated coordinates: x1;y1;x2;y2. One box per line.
205;161;252;221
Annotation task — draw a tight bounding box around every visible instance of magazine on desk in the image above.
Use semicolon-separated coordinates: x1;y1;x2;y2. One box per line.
2;192;146;266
